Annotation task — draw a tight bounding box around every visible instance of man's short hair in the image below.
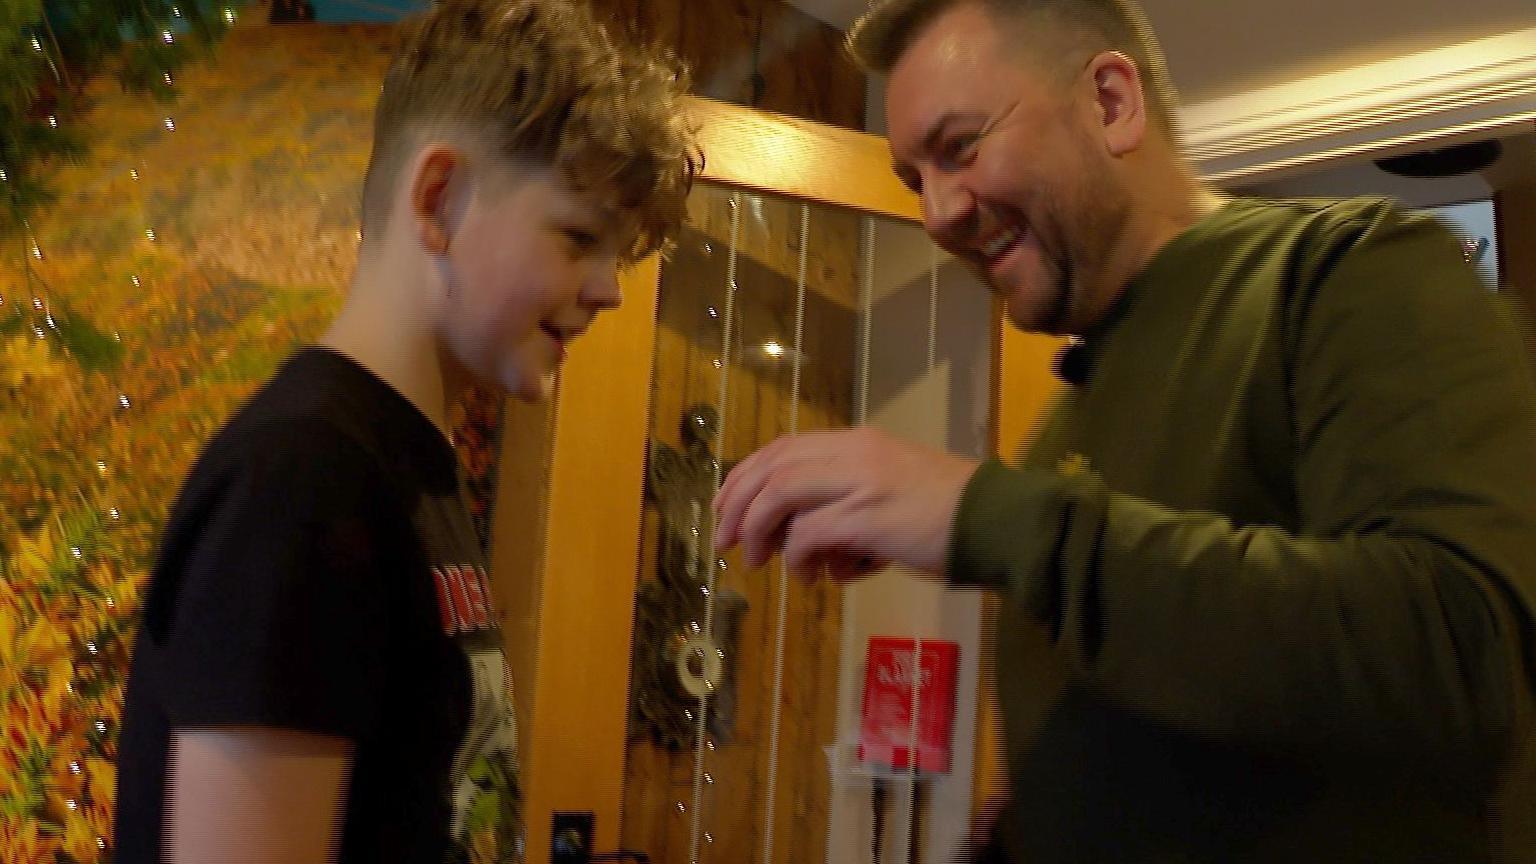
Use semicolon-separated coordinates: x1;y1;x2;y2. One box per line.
847;0;1181;135
361;0;699;262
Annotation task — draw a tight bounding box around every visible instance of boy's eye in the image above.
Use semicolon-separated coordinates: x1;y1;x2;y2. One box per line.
564;228;600;252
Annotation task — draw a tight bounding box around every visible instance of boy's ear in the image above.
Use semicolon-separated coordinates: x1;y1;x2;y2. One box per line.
411;145;462;255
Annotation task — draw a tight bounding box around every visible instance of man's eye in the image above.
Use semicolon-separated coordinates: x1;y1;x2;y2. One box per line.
937;133;980;170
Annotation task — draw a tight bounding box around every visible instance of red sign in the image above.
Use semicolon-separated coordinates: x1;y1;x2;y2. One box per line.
858;637;959;774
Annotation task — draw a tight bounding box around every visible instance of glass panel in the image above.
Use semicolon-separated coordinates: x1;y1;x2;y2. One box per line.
622;181;994;864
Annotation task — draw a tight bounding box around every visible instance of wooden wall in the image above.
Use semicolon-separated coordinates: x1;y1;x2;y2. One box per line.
590;0;866;131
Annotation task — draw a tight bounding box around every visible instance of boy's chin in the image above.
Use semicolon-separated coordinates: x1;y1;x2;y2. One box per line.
505;371;555;404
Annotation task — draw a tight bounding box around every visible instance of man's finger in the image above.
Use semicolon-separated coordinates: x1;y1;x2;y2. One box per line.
713;434;801;549
779;496;867;574
715;433;832;551
713;447;773;551
736;466;848;567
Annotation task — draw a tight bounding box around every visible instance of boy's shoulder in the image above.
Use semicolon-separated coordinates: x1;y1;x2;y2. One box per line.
181;347;437;513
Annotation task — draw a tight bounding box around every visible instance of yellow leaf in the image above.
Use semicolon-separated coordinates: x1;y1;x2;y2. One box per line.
9;523;58;582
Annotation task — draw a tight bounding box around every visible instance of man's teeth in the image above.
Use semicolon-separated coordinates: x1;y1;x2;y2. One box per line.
982;227;1021;259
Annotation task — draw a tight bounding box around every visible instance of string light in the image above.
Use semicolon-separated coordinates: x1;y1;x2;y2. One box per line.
223;7;237;23
129;169;139;181
31;36;42;52
161;29;174;44
163;118;175;131
144;228;156;242
47;115;57;128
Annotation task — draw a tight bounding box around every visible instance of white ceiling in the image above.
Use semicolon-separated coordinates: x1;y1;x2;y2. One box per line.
1144;0;1536;104
788;0;1536;103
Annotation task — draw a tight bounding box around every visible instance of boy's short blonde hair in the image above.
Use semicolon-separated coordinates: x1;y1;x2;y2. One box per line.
361;0;699;262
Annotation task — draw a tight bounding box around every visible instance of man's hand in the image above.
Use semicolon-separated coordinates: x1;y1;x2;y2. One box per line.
712;428;981;579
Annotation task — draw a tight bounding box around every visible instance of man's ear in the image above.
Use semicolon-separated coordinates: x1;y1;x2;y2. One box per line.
410;145;464;255
1086;50;1147;157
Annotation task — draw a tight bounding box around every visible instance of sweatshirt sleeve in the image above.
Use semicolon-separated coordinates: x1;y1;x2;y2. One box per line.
947;212;1536;768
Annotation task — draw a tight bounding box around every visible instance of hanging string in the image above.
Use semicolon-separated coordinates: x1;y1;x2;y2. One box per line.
826;214;878;864
691;191;742;864
857;217;875;426
898;242;944;863
760;202;809;864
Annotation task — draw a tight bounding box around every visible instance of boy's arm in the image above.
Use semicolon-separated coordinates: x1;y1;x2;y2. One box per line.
167;727;354;864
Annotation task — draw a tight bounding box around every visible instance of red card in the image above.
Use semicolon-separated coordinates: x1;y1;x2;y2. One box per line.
858;637;959;774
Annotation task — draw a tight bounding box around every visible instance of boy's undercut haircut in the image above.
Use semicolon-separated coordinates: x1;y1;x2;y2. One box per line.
847;0;1181;137
361;0;700;262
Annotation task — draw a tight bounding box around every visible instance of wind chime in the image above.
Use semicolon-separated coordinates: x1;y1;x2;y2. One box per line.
631;191;954;864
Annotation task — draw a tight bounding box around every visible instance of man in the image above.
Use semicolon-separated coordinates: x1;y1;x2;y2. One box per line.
713;0;1536;860
114;1;697;861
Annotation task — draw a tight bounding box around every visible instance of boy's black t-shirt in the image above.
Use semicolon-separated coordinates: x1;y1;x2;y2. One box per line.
115;347;521;863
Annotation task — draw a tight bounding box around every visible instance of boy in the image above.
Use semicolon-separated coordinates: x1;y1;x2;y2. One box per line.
114;1;697;861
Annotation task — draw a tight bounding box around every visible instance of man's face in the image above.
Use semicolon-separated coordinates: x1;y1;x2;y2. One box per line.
886;3;1130;335
435;169;622;402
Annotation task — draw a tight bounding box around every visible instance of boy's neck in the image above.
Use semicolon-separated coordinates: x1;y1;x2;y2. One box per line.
321;251;461;446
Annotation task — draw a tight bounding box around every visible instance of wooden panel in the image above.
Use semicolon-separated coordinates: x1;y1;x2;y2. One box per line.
996;325;1066;460
589;0;864;130
510;256;662;863
689;97;920;222
490;398;554;772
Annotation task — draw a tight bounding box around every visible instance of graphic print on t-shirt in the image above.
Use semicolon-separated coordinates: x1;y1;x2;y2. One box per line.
432;564;522;863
